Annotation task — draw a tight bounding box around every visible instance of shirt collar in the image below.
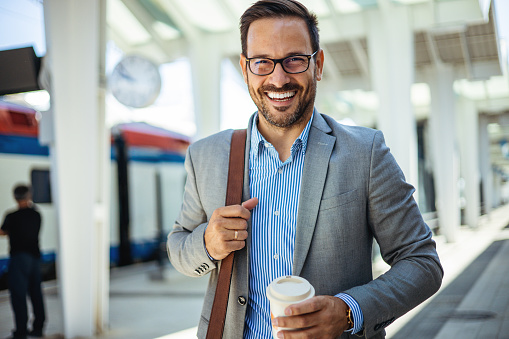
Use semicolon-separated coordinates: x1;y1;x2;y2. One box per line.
250;111;314;158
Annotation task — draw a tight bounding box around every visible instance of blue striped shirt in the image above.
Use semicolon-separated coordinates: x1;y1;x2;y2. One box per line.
243;113;363;338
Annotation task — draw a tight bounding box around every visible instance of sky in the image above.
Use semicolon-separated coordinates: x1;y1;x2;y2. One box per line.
0;0;508;137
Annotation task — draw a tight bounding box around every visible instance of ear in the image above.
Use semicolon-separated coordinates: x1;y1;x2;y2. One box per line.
315;49;324;81
240;54;248;84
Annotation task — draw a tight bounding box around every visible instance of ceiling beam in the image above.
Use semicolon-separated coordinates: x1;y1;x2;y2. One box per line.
459;30;473;79
121;0;183;61
350;39;369;78
156;0;201;42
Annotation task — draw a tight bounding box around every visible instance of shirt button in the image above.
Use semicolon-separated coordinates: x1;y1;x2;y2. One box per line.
278;168;283;174
273;254;279;260
264;142;271;148
274;210;280;216
238;296;247;306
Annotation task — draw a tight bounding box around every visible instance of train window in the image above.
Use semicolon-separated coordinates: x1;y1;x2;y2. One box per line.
31;169;52;203
9;111;33;127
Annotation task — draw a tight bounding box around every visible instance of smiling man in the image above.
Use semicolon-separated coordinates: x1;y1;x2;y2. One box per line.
167;1;443;338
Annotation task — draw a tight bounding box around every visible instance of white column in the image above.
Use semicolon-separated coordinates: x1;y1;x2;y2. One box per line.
479;116;492;215
43;1;109;337
457;97;480;228
94;0;110;333
428;64;460;242
367;0;419;195
493;171;502;208
190;34;222;138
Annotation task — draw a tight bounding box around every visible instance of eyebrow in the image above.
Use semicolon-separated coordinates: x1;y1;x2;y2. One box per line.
248;51;310;59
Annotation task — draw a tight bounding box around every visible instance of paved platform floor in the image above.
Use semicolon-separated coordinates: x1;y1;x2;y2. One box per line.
1;203;509;339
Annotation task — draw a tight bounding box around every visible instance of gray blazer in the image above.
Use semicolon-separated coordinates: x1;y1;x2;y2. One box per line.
167;111;443;339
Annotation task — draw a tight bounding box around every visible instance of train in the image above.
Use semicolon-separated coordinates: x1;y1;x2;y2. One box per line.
0;101;190;289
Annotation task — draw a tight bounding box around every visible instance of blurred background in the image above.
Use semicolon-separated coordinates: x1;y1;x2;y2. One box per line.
0;0;508;338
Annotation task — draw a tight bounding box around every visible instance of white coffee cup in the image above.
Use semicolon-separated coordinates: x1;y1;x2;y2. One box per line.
266;275;315;338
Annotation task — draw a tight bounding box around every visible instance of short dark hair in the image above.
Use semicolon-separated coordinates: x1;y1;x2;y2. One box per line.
13;184;30;201
240;0;320;56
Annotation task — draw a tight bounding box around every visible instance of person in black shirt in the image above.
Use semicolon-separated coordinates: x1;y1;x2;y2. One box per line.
1;184;45;339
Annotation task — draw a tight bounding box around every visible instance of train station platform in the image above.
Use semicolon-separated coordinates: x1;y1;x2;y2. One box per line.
1;203;509;339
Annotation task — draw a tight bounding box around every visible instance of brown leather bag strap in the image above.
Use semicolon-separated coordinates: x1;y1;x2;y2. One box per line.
206;128;247;339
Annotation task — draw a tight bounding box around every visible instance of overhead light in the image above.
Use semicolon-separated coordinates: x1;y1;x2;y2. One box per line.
411;83;431;107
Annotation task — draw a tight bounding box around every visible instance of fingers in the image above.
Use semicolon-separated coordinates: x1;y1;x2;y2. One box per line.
284;296;323;316
273;296;347;339
211;197;258;230
204;197;258;260
215;205;247;220
242;197;259;211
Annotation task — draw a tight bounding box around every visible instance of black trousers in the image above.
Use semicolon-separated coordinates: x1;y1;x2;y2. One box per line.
8;253;46;338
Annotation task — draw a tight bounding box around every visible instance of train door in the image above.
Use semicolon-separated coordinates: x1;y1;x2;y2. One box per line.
113;134;132;266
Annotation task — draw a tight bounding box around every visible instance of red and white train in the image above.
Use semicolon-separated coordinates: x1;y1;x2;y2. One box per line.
0;101;190;288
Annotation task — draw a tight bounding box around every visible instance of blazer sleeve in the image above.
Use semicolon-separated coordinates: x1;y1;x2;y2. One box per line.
344;130;444;338
166;145;217;277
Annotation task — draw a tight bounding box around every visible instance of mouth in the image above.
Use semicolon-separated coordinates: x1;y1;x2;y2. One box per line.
265;91;296;103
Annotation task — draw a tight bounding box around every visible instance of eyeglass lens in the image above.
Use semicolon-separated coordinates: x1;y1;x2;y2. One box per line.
249;55;310;75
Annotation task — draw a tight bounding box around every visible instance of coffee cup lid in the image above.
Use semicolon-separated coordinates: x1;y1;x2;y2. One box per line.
267;275;314;302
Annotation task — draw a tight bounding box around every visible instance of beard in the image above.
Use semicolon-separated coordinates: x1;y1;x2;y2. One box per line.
248;74;317;129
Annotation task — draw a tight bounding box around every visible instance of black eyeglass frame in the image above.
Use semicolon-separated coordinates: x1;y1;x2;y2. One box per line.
245;50;318;76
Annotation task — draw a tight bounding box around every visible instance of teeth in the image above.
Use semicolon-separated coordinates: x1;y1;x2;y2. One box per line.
267;91;296;100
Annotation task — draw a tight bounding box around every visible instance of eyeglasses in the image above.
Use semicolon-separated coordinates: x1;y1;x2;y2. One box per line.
245;51;318;76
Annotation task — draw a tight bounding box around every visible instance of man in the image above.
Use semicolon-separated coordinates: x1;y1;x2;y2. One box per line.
1;185;46;339
167;0;443;338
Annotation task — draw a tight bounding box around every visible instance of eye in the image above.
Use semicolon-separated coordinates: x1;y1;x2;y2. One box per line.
286;56;307;64
253;59;271;65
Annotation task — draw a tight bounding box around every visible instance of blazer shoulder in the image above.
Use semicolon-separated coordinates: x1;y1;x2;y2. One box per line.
320;114;380;148
188;129;234;158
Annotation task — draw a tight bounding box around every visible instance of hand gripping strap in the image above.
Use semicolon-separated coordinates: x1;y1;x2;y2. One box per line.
206;129;247;339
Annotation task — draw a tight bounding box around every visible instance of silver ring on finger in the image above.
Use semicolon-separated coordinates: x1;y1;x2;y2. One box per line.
234;230;238;240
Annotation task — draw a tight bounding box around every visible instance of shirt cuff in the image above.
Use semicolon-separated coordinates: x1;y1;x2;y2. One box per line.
203;226;217;261
336;293;364;334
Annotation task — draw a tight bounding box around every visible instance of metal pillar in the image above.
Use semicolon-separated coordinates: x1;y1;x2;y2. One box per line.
367;0;419;194
428;64;460;242
42;1;109;336
457;97;480;228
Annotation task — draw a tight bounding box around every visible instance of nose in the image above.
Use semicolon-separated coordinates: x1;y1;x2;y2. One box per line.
267;62;290;88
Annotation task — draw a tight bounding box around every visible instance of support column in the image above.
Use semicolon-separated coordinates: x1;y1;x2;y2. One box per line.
190;34;222;139
428;64;460;242
367;0;419;195
479;116;493;215
457;97;480;228
42;1;109;337
492;171;502;208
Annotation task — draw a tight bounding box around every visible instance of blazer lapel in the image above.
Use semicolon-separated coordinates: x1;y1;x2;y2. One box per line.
293;112;335;276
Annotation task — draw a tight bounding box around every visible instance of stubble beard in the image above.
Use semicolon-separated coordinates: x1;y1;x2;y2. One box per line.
248;74;317;129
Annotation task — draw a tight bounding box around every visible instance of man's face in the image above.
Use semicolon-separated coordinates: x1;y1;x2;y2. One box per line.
240;17;324;129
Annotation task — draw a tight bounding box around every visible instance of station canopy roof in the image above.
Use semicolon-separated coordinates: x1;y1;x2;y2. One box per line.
107;0;504;88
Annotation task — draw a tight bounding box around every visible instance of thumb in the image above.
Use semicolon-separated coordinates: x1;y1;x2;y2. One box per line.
242;197;259;211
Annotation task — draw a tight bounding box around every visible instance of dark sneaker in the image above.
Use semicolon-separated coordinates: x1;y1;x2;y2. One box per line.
7;330;27;339
27;331;43;338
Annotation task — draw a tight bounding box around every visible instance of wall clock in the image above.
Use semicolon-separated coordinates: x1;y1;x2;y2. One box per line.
109;55;162;108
